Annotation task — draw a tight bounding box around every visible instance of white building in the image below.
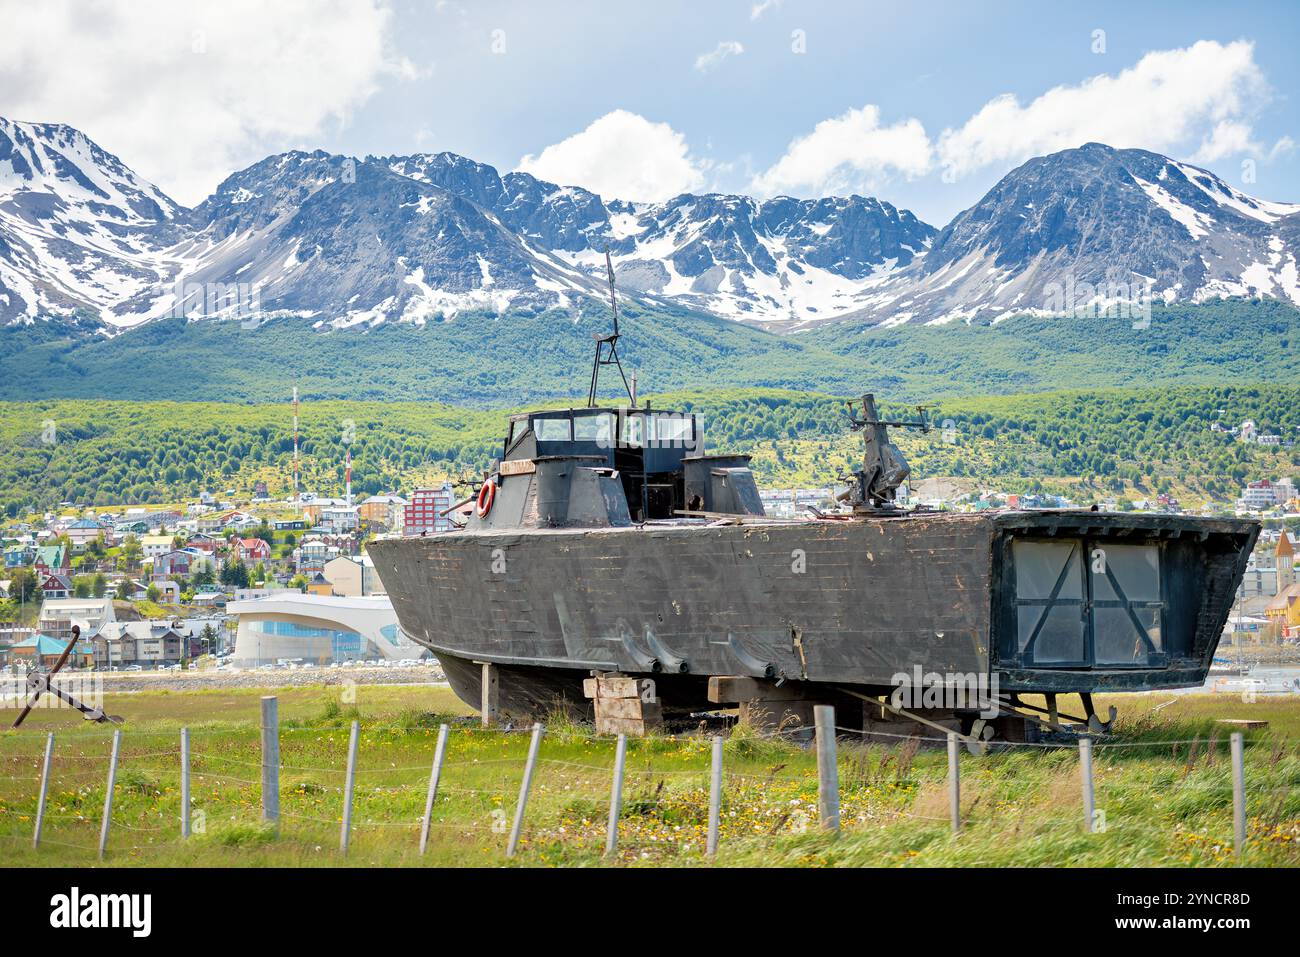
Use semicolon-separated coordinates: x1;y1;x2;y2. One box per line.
227;594;427;666
36;597;116;640
318;506;360;535
1237;480;1283;511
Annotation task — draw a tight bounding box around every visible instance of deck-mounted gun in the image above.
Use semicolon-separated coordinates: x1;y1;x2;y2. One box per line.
842;394;932;512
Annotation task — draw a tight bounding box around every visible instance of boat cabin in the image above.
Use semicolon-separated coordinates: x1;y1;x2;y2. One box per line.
472;406;763;528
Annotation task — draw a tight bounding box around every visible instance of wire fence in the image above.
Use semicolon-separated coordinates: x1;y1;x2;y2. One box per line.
1;700;1297;864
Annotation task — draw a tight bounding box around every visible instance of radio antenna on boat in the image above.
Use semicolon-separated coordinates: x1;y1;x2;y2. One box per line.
586;250;634;407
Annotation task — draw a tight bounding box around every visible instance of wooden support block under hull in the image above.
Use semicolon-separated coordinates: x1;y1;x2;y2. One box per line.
584;673;662;737
583;676;655;700
595;715;661;737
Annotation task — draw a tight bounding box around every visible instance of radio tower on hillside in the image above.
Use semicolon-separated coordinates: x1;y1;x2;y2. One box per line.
292;386;300;505
345;447;353;506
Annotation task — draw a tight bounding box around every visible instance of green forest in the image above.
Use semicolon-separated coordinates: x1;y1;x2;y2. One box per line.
0;383;1295;514
0;297;1296;407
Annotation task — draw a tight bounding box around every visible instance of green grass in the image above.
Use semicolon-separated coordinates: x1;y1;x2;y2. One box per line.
1;686;1297;867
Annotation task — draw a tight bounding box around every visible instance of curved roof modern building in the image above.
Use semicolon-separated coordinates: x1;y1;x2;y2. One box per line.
228;594;429;666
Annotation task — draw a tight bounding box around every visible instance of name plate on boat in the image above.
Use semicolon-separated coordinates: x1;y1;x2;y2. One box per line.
499;458;537;476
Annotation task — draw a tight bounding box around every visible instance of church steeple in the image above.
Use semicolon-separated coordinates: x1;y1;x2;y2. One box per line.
1279;532;1296;589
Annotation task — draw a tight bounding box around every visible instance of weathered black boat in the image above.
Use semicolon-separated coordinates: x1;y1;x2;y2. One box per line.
368;264;1260;744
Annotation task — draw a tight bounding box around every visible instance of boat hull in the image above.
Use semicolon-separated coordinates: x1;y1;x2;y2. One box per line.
369;510;1257;718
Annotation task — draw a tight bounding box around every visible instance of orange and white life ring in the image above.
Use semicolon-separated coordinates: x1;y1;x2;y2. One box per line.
476;479;496;518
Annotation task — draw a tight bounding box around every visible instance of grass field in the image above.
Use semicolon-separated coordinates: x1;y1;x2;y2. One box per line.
1;685;1297;868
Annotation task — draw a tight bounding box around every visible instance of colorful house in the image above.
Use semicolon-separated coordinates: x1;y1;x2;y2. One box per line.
64;518;106;549
8;633;95;668
152;549;194;579
33;544;68;577
235;538;272;563
39;573;72;599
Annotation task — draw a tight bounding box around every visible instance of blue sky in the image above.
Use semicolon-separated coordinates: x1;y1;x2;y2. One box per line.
3;0;1297;225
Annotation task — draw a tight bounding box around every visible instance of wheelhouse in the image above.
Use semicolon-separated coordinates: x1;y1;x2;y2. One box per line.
502;407;704;521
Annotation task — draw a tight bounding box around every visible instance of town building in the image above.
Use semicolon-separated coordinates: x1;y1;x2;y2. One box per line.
403;484;456;535
38;573;72;600
1237;479;1297;511
316;506;360;535
323;554;378;597
93;621;194;669
140;534;175;559
8;633;95;669
295;536;332;572
227;594;427;666
359;494;408;532
33;544;69;577
64;518;106;549
37;597;117;640
234;538;272;563
303;572;333;596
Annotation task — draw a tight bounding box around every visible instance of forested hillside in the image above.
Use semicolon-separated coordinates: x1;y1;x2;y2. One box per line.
1;384;1295;514
1;298;1297;406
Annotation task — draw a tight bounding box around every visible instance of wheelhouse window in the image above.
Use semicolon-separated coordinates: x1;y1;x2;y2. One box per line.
651;413;695;448
573;412;615;446
1013;540;1085;665
533;417;573;442
1012;538;1164;669
1091;543;1163;665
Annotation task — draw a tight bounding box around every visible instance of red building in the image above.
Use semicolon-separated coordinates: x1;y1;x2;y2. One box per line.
404;485;455;535
235;538;272;562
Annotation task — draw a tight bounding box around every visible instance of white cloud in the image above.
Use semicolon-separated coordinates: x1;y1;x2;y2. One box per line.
0;0;418;205
516;110;707;203
753;39;1277;198
695;40;745;73
1268;136;1297;161
750;105;933;197
1192;120;1260;163
750;0;782;20
937;40;1269;178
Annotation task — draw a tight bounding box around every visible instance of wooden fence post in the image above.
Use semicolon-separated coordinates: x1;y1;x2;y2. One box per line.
98;729;121;860
419;724;450;855
506;723;543;858
605;733;627;857
180;727;191;839
1079;736;1095;833
481;663;499;728
814;706;840;831
340;720;359;854
706;735;723;857
261;696;279;826
33;732;54;849
1231;732;1246;859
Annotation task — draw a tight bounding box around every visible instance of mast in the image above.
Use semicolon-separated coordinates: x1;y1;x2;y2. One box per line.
586;251;634;407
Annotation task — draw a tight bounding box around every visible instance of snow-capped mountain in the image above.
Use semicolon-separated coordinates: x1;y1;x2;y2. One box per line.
0;118;187;326
836;143;1300;328
2;120;1298;332
382;150;935;323
0;118;936;329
